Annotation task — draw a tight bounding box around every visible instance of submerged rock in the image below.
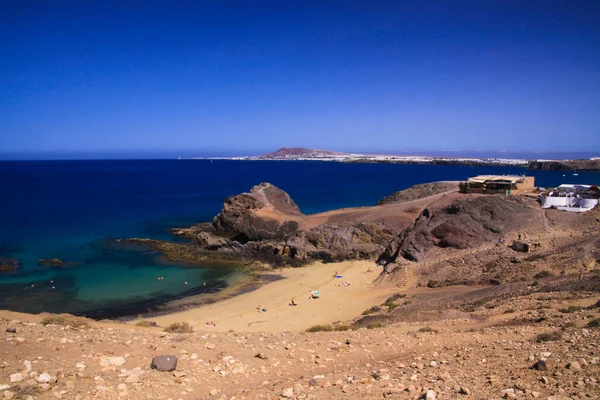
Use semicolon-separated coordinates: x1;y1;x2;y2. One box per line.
38;258;69;267
0;257;20;273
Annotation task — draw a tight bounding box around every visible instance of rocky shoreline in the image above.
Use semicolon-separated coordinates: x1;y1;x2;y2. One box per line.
126;181;555;275
126;182;461;269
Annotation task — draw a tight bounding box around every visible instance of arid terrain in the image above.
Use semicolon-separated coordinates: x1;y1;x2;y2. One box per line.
1;182;600;399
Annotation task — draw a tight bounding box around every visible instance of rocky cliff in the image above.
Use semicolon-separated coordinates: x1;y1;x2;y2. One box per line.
185;182;419;265
528;159;600;171
212;182;302;242
378;195;544;264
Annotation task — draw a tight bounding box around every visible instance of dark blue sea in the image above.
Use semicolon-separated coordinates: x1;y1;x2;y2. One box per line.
0;160;598;318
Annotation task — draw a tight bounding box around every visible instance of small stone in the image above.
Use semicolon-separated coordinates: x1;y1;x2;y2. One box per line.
232;364;245;374
100;356;126;367
0;385;9;391
531;360;548;371
75;363;85;370
125;373;139;383
206;343;216;350
9;373;23;383
38;383;52;391
37;373;52;383
281;387;294;398
5;328;16;333
502;388;516;398
117;383;127;391
459;387;470;395
567;361;581;370
3;391;15;400
15;337;25;343
425;389;436;400
173;371;186;378
150;355;178;372
541;376;549;384
541;352;551;358
209;388;218;396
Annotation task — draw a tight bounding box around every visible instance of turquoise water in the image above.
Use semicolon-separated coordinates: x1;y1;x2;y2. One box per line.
0;160;598;318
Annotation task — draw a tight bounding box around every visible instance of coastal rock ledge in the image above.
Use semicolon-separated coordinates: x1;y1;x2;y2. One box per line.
128;181;559;270
174;182;411;265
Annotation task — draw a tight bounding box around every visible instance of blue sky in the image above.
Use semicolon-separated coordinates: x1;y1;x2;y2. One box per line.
1;1;599;159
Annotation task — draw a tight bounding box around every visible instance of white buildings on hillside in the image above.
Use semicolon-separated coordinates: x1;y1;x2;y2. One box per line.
539;184;599;213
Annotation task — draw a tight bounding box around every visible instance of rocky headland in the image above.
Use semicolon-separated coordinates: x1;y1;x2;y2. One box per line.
153;182;449;267
528;159;600;171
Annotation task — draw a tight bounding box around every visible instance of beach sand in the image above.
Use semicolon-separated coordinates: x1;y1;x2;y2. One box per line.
145;260;396;333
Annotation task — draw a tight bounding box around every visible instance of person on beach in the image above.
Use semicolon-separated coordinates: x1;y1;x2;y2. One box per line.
290;298;297;306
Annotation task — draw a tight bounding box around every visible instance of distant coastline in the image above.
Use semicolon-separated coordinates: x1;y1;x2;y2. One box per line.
192;147;600;171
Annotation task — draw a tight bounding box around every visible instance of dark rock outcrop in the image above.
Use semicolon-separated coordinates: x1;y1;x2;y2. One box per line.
192;183;404;265
376;182;458;206
378;195;542;264
213;183;301;242
510;241;530;253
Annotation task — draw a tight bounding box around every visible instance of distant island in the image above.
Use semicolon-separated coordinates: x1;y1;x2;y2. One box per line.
205;147;600;170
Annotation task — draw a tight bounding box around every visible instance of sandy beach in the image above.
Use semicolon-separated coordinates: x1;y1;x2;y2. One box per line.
144;260;397;333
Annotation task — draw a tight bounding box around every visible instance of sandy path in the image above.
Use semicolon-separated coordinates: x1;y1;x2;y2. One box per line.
146;260;396;333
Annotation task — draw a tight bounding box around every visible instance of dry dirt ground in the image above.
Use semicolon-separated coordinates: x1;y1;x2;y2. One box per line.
1;283;599;400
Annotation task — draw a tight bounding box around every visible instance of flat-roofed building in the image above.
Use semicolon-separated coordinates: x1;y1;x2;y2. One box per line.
460;175;535;195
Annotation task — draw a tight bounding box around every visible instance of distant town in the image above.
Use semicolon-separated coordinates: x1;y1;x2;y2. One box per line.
193;147;600;170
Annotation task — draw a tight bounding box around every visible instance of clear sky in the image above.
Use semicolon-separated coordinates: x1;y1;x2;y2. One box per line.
1;1;599;159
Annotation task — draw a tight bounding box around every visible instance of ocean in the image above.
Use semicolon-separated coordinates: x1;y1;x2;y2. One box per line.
0;160;598;318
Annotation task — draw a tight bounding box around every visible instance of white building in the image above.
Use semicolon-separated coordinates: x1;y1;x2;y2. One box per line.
539;184;598;212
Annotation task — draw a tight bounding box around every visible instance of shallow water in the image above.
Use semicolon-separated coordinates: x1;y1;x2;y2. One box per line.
0;159;597;317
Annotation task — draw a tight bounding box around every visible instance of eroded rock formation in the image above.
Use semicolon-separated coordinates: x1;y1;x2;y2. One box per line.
186;182;410;265
378;195;544;264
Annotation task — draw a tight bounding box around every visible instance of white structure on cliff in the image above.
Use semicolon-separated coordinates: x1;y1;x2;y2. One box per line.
539;184;599;212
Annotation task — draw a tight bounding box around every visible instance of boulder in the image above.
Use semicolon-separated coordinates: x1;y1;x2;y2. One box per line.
151;355;178;372
196;232;239;251
510;241;530;253
531;360;548;371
